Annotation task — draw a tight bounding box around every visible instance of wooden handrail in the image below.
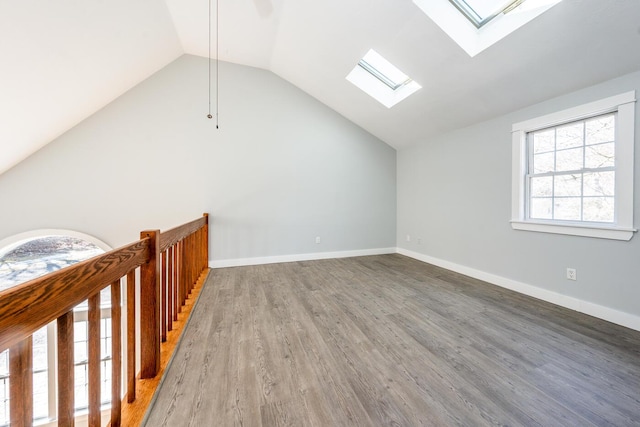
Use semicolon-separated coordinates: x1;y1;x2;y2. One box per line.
0;213;210;427
159;215;207;252
0;238;151;353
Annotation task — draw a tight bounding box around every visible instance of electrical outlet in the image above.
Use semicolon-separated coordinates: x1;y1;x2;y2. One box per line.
315;236;321;244
566;268;577;281
406;235;411;242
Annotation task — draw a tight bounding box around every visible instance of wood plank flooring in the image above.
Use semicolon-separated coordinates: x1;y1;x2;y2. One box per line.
143;254;640;426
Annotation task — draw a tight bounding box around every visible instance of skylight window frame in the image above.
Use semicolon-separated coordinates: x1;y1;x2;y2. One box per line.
358;59;412;91
413;0;563;57
346;49;421;109
449;0;525;28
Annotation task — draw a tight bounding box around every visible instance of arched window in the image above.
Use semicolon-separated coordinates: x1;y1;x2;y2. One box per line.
0;230;111;426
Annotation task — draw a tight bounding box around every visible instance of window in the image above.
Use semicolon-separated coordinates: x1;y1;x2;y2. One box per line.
358;53;412;91
347;49;421;108
413;0;562;57
511;91;636;240
449;0;523;28
0;231;111;426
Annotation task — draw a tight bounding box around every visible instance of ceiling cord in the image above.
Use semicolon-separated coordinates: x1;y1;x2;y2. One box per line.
207;0;219;129
216;0;219;129
207;0;212;120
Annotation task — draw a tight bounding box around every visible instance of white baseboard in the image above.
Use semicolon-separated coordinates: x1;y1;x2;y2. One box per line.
397;247;640;332
210;247;397;269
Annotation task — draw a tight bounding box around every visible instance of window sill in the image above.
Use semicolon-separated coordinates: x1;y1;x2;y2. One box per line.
510;220;636;241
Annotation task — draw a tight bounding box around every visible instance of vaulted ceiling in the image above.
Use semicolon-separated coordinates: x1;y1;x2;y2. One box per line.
2;0;640;175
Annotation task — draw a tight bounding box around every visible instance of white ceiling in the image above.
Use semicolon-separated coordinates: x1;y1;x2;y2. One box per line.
2;0;640;175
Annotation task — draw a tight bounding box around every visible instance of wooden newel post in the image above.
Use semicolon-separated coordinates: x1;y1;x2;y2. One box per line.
203;213;209;270
140;229;160;379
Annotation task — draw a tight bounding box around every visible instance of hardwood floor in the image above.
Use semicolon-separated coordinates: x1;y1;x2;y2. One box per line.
143;254;640;426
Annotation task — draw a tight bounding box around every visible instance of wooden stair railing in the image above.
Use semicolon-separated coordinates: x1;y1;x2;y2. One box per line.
0;213;209;427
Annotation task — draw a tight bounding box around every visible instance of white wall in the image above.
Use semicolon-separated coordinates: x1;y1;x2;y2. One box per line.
398;70;640;326
0;55;397;264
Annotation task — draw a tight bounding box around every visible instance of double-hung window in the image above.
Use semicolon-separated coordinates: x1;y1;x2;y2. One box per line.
511;91;636;240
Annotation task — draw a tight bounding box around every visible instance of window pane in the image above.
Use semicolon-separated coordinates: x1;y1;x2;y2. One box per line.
32;327;48;372
1;376;8;426
584;171;615;197
100;287;111;307
530;198;552;219
75;364;88;410
556;122;584;150
75;340;87;363
530;176;552;197
556;147;583;172
532;129;555;154
102;318;112;359
33;371;48;420
585;142;614;169
1;349;8;426
583;197;614;222
0;351;7;377
75;320;87;341
586;114;615;145
554;174;581;197
554;197;581;220
101;360;112;405
75;320;88;363
533;152;554;173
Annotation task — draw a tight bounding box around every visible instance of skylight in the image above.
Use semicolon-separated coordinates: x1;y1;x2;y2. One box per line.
347;50;421;108
413;0;562;57
450;0;523;28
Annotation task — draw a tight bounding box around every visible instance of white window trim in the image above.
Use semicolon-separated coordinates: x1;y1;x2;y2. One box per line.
511;91;637;241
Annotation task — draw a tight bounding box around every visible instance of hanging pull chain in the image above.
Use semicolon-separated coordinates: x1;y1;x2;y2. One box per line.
207;0;220;129
216;0;219;129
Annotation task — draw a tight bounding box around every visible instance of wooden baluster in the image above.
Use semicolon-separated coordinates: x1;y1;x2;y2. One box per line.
198;227;203;281
194;230;198;288
198;227;203;278
194;230;198;284
126;270;136;403
140;230;160;379
111;280;122;427
187;233;196;297
57;311;75;426
173;243;179;320
182;235;191;300
203;213;209;273
88;293;101;427
167;246;174;332
184;235;189;299
161;250;167;342
185;235;190;301
178;240;185;311
187;233;196;298
9;336;33;427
